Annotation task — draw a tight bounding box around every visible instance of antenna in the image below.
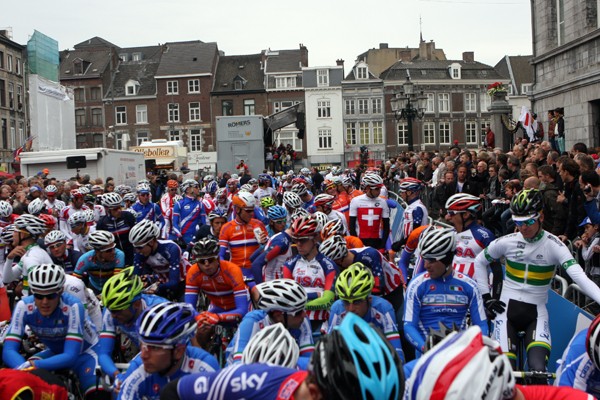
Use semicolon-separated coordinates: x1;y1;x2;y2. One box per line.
419;16;423;43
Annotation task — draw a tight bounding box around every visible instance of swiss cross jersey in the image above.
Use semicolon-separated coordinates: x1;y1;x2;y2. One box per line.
351;247;403;295
133;239;187;295
251;231;293;282
403;270;488;352
117;345;219;400
73;248;125;292
349;194;390;239
131;200;164;225
173;364;308;400
2;293;99;370
402;198;428;241
452;223;495;278
172;196;206;242
226;310;314;368
282;253;338;321
219;218;267;272
555;329;600;397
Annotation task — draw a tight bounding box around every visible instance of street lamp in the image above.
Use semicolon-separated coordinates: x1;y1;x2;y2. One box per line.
390;74;427;152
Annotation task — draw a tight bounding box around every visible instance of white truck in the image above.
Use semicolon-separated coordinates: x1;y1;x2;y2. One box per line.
20;148;145;186
130;139;188;172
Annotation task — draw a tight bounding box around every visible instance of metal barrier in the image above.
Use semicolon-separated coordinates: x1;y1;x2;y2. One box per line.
552;275;569;297
564;283;592;310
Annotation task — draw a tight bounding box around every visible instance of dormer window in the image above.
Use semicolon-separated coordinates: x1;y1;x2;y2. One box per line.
233;75;246;90
119;53;128;62
132;53;142;61
356;65;368;79
449;63;461;79
73;58;90;75
126;80;140;96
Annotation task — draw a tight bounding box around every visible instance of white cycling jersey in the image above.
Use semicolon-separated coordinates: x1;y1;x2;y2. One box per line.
2;244;52;296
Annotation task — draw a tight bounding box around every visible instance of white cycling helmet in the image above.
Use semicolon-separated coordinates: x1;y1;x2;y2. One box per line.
27;198;46;215
300;167;310;176
102;192;123;208
0;200;13;218
129;219;160;244
88;230;115;249
242;323;299;368
14;214;47;237
417;226;456;261
123;192;137;203
361;173;384;188
290;207;309;220
239;183;253;192
291;183;308;197
312;211;329;232
282;191;302;209
44;230;67;246
255;279;307;313
319;235;348;261
68;211;88;227
232;191;256;209
0;225;15;244
136;183;151;194
44;185;58;194
406;326;516;400
28;264;66;294
181;179;199;193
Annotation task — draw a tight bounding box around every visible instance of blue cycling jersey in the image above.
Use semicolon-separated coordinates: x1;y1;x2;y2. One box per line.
73;248;126;292
172;196;206;243
117;345;220;400
403;269;488;351
173;364;307;400
98;294;168;377
133;239;186;296
132;201;165;226
555;329;600;396
251;230;293;284
50;248;82;275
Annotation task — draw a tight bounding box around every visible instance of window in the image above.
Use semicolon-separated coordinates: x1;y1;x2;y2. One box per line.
439;122;451;144
132;53;142;61
318;129;332;149
452;68;459;78
190;129;203;151
371;98;382;114
16;85;22;109
9;120;15;148
119;53;128;62
16;58;21;75
480;92;491;112
425;93;435;113
275;76;296;89
1;118;6;148
481;121;491;144
168;103;180;122
234;79;243;90
167;81;179;94
76;134;87;148
345;100;355;115
115;133;127;150
7;83;13;108
188;79;200;93
115;106;127;125
465;93;477;112
372;121;383;144
126;81;139;96
18;121;24;142
92;108;103;126
317;100;331;118
93;134;103;148
74;88;85;102
521;84;533;95
317;69;329;87
275;129;302;151
222;100;233;116
189;102;201;121
345;122;357;145
7;55;12;72
273;101;299;113
438;93;450;112
0;80;5;107
136;105;148;124
507;84;514;96
557;0;565;45
90;87;101;100
244;99;255;116
169;130;181;142
358;99;369;114
75;109;86;127
466;121;478;144
359;122;370;144
356;66;368;79
137;132;149;145
423;122;435;145
397;122;408;145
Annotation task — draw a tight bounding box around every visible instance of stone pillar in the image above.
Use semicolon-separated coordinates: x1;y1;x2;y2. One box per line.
487;91;512;152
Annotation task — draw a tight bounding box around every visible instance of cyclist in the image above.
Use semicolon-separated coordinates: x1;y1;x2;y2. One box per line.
186;237;249;325
73;230;125;294
226;279;313;369
193;208;227;241
98;267;168;380
42;184;66;218
59;189;89;238
44;230;81;274
349;173;390;251
117;302;219;400
172;179;206;245
404;226;488;354
282;191;303;224
0;200;17;229
97;192;136;266
68;210;96;253
291;183;314;211
320;218;364;249
398;177;428;243
2;264;109;400
474;189;600;378
393;224;430;279
239;322;299;368
160;179;181;240
131;183;164;227
130;219;187;301
254;174;277;202
323;262;404;362
312;193;348;234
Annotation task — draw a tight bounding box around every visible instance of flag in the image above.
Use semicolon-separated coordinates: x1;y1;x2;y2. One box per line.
518;106;535;141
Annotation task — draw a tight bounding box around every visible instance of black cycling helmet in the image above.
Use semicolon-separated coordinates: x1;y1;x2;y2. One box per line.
191;237;220;259
510;189;543;218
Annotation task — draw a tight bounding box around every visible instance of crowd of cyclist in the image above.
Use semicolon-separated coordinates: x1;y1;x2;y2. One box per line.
0;137;599;399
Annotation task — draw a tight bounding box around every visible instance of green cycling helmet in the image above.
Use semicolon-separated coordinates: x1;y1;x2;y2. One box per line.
260;196;276;208
335;262;374;301
101;266;143;310
510;189;543;217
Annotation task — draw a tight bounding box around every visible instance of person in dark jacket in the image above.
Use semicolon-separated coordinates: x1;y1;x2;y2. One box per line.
538;165;567;236
556;156;586;241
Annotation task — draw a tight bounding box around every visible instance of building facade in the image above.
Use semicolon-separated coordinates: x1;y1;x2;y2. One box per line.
494;55;534;119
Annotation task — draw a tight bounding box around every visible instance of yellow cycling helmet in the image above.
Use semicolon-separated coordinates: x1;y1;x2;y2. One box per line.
101;267;143;310
335;262;374;301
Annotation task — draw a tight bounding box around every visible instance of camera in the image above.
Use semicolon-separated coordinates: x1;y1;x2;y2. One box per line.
584;185;592;194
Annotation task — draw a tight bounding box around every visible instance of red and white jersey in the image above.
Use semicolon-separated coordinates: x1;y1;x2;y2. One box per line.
202;197;216;215
452;223;495;278
160;193;181;238
59;204;90;237
349;194;390;239
402;198;428;241
44;199;66;214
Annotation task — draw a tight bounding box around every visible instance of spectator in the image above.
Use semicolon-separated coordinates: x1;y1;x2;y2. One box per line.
432;171;457;218
485;126;495;148
555;107;565;154
538;165;567;236
582;170;600;225
557;156;586;241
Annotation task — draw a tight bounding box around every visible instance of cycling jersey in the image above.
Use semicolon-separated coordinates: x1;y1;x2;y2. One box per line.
518;384;595;399
254;187;277;202
350;247;403;295
323;295;404;362
185;259;249;322
97;211;137;265
98;294;168;377
73;248;126;292
349;194;389;240
398;225;429;279
282;253;338;321
64;274;103;330
226;309;314;368
219;218;267;280
169;364;307;400
326;209;349;235
172;196;206;243
133;239;188;298
251;230;293;284
402;197;428;242
555;329;600;397
2;244;52;295
131;200;164;226
118;345;220;400
44;198;66;214
59;204;90;238
160;193;182;239
335;191;350;216
452;222;495;278
71;225;96;253
50;248;82;274
404;269;488;352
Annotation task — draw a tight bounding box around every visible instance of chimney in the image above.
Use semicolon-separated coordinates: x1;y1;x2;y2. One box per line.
299;43;308;67
400;49;412;62
419;40;427;59
379;43;389;49
336;59;344;67
462;51;474;63
426;41;435;60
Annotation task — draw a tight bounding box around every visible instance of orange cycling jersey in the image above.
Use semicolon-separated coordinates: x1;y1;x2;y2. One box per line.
219;218;267;270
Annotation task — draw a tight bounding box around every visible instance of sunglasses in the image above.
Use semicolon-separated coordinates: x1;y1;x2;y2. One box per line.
140;341;174;352
197;256;219;265
293;237;313;244
272;219;286;225
169;188;178;192
342;298;367;306
34;292;60;300
241;208;254;213
47;242;65;250
99;245;116;253
287;309;305;317
139;193;150;197
514;218;538;227
133;240;152;250
447;211;466;216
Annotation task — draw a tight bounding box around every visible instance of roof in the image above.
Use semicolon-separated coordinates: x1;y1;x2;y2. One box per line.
106;59;161;98
212;53;265;93
494;55;533;95
59;48;113;79
344;61;380;81
264;49;304;73
73;36;119;50
380;59;506;81
155;41;217;77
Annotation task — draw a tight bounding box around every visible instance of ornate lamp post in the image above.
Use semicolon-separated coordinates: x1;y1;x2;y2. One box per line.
390;75;427;152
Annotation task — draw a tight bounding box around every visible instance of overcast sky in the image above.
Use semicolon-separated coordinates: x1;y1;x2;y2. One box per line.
4;0;532;70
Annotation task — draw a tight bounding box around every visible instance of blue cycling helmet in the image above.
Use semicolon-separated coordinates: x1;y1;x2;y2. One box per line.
205;181;218;194
207;208;227;221
310;313;404;400
267;205;288;221
137;302;197;345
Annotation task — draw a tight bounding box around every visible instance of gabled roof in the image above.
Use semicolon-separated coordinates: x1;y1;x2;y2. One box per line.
344;62;379;81
380;59;505;81
155;41;217;77
73;36;119;50
105;47;162;98
264;49;304;73
212;53;265;93
59;48;113;79
494;55;533;95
